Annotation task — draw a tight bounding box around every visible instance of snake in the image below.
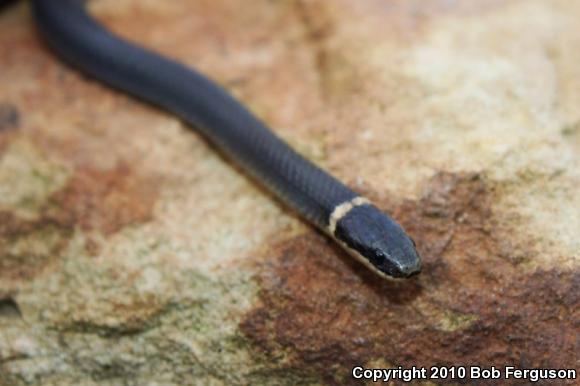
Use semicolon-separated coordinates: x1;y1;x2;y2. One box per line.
29;0;421;279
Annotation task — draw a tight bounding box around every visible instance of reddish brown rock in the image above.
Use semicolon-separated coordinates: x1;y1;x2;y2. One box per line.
0;0;578;385
242;173;579;384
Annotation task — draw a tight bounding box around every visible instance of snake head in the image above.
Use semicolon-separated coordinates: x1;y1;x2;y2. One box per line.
332;204;421;279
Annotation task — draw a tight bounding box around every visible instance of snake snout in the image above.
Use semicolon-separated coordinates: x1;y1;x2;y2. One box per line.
334;203;422;279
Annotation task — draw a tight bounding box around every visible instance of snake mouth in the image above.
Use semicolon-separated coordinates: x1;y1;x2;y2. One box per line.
385;259;422;279
338;241;421;280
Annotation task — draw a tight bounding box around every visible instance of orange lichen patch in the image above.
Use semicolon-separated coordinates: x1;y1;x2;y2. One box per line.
46;164;159;236
0;210;71;283
241;172;578;384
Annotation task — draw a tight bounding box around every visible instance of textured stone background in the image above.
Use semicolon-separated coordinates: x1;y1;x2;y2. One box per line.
0;0;578;385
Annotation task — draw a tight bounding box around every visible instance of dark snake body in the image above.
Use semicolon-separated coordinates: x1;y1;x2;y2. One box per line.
30;0;421;279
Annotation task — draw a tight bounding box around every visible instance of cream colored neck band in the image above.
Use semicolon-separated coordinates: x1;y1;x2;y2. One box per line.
327;196;370;234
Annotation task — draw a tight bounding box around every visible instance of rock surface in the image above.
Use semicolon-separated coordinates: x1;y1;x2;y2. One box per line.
0;0;578;385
